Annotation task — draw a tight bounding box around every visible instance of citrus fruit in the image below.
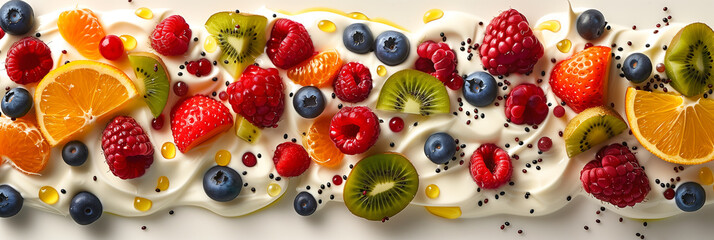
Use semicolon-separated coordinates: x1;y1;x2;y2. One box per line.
303;115;343;168
0;117;50;174
287;49;342;87
57;9;106;59
625;87;714;164
34;60;138;146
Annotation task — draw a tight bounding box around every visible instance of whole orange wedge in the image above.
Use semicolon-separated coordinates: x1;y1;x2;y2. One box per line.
58;9;106;59
287;49;342;87
304;115;343;168
0;117;50;174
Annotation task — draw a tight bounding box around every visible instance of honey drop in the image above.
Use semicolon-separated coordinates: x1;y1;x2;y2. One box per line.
535;20;561;32
318;20;336;33
423;9;444;23
119;35;137;51
699;167;713;185
39;186;59;205
377;65;387;77
204;36;218;53
135;7;153;19
267;183;281;197
134;197;153;212
156;176;170;192
215;150;231;166
161;142;176;159
556;39;572;53
425;184;440;199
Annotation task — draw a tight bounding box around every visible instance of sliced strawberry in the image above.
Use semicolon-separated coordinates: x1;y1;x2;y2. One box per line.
549;46;611;113
266;19;314;69
170;95;233;153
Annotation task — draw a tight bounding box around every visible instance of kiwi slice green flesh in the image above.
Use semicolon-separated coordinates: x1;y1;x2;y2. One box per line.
665;22;714;97
235;115;261;143
343;153;419;221
564;106;627;158
205;12;267;79
376;69;450;115
128;52;170;118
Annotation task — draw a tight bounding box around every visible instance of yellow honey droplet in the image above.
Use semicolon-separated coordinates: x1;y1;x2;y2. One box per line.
134;197;153;212
699;167;713;185
156;176;170;192
161;142;176;159
135;7;154;20
39;186;59;205
424;206;461;219
377;65;387;77
267;183;281;197
204;36;218;53
535;20;561;32
556;39;572;53
215;150;232;166
347;12;369;20
317;20;336;33
425;184;440;199
119;35;137;51
423;9;444;24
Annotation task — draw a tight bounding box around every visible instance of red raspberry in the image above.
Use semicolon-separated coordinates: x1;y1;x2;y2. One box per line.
226;65;285;128
5;37;53;84
266;19;314;69
273;142;311;177
150;15;192;56
469;143;512;189
329;106;380;155
505;83;548;125
101;116;154;179
333;62;373;103
170;95;234;153
479;9;544;75
415;41;463;90
580;144;650;208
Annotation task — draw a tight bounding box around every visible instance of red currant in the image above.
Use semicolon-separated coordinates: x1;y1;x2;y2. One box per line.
197;58;212;76
173;81;188;96
332;175;343;185
151;114;164;130
389;117;404;132
553;105;565;118
242;152;257;167
99;35;124;60
538;137;552;152
663;188;675;200
218;91;228;101
186;61;198;75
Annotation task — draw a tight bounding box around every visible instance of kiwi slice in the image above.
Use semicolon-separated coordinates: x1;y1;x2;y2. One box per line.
235;115;261;143
665;22;714;97
205;12;267;79
376;69;450;115
564;106;627;158
128;52;170;117
343;153;419;221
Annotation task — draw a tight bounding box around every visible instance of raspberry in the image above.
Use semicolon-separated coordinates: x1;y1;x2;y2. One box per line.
479;9;544;75
266;18;314;69
415;41;463;90
333;62;373;103
273;142;311;177
226;65;285;128
505;84;548;125
101;116;154;179
469;143;512;189
170;95;234;153
329;106;380;155
150;15;192;56
5;37;53;84
580;144;651;208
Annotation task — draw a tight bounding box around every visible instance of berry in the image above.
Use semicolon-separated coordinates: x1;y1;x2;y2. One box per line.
537;137;552;152
549;46;611;113
576;9;607;40
227;65;285;128
5;37;52;84
622;53;652;83
553;105;565;118
0;0;34;35
150;15;191;56
69;192;102;225
170;95;233;153
329;106;380;155
415;41;463;90
273;142;311;177
0;184;23;218
294;191;317;216
101;116;155;179
242;152;257;167
424;132;456;164
62;140;88;167
197;58;212;76
1;87;32;118
332;175;343;185
462;71;498;107
580;144;650;208
173;81;188;96
334;62;373;103
505;84;548;125
293;86;325;119
375;30;410;66
479;9;544;75
343;23;373;54
469;143;512;189
0;28;5;40
185;61;198;75
266;18;314;69
389;117;404;132
151;114;164;130
99;35;124;60
675;182;705;212
203;165;242;202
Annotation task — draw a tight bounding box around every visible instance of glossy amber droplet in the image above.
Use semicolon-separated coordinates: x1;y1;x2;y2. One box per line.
134;197;153;212
135;7;153;19
377;65;387;77
215;150;231;166
535;20;561;32
699;167;713;185
119;35;137;51
318;20;336;33
425;206;461;219
423;9;444;23
161;142;176;159
156;176;170;192
425;184;440;199
39;186;59;205
556;39;572;53
204;35;218;53
267;183;281;197
347;12;368;20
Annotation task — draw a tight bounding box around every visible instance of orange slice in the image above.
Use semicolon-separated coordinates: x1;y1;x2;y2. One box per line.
34;60;138;146
287;49;342;87
625;87;714;164
0;118;50;174
58;9;106;59
304;115;343;168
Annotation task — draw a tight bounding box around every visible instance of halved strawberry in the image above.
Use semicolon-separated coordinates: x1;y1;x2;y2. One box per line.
549;46;611;113
170;95;233;153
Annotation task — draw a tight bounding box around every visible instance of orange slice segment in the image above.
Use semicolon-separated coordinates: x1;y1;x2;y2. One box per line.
58;9;106;59
34;60;138;146
0;118;50;174
625;87;714;164
287;49;342;87
304;115;343;168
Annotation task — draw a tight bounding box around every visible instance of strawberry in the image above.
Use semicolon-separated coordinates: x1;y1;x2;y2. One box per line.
549;46;611;113
170;95;233;153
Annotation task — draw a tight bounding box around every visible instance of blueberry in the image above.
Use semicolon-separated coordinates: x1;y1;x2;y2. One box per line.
374;31;410;66
62;140;89;166
424;132;456;164
203;166;242;202
293;86;325;119
0;184;23;218
293;191;317;216
343;23;374;54
1;87;32;118
576;9;606;40
462;71;498;107
622;53;652;83
69;191;102;225
0;0;34;35
675;182;705;212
